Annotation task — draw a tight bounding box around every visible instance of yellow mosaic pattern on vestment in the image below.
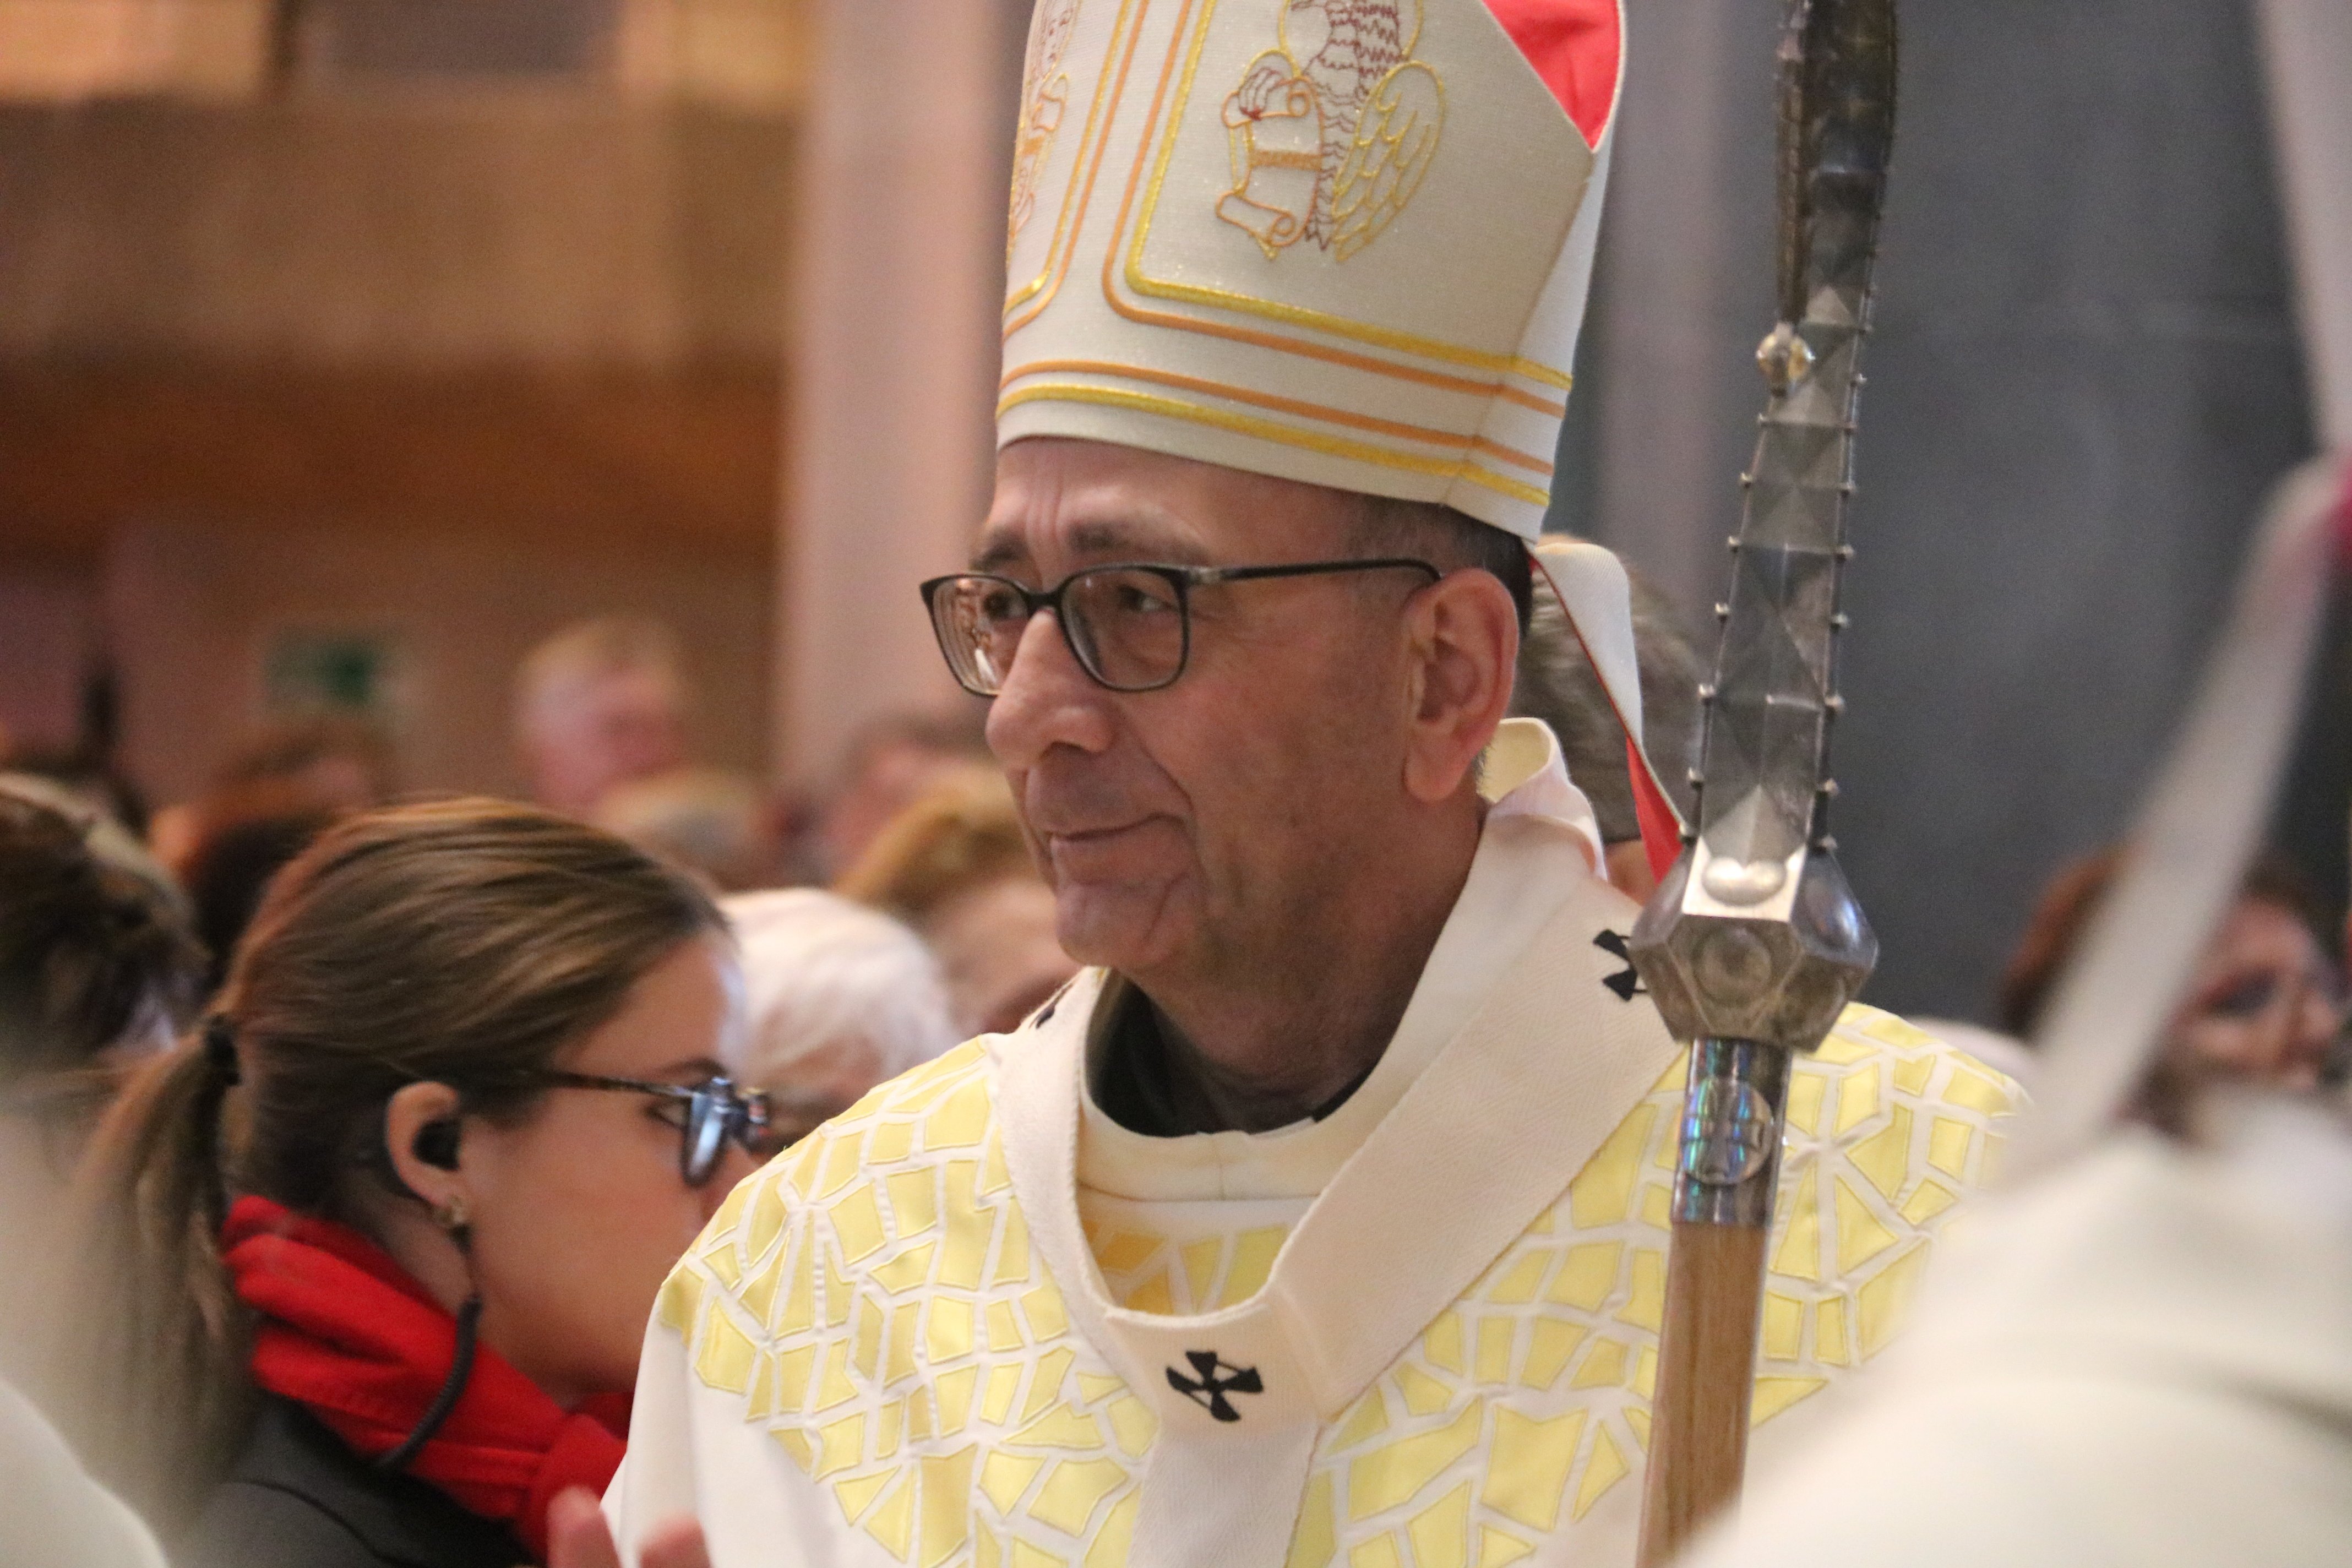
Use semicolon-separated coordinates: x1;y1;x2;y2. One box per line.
1088;1213;1298;1315
659;1041;1155;1568
1079;1003;2019;1568
661;1006;2018;1568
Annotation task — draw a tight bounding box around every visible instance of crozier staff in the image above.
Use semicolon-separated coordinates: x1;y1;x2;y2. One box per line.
609;4;2019;1567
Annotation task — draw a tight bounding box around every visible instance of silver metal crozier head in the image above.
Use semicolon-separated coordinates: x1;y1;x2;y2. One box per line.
1629;848;1877;1054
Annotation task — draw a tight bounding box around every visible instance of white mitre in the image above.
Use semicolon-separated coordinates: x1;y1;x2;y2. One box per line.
998;0;1623;542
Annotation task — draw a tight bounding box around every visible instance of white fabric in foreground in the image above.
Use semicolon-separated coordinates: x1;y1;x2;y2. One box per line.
1681;1094;2352;1568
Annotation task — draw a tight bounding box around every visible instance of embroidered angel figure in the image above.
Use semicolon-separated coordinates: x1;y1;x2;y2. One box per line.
1217;0;1442;262
1009;0;1083;251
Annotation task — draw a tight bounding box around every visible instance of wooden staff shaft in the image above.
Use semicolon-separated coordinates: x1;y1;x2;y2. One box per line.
1628;1038;1794;1567
1635;1222;1771;1566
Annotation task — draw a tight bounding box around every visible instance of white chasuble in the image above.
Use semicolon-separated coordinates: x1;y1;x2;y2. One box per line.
608;728;2022;1568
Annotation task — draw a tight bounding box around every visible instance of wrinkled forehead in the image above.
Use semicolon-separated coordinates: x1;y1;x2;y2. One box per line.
974;436;1359;578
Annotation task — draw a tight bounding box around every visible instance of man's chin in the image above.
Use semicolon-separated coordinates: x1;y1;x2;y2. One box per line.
1050;881;1190;975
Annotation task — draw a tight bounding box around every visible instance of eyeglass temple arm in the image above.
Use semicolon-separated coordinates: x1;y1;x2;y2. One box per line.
1194;557;1440;586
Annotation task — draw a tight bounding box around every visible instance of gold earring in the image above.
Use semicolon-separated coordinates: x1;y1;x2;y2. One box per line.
432;1194;469;1234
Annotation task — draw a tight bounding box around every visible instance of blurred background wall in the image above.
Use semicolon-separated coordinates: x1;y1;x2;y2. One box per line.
0;0;2341;1026
1553;0;2334;1023
0;0;807;801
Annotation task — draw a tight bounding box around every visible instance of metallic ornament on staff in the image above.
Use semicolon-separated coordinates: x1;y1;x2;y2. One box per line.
1625;0;1898;1560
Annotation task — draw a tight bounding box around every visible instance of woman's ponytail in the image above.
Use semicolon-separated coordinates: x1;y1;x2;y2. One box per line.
63;1019;253;1526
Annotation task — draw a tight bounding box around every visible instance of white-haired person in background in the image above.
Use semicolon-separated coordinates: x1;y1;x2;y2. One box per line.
721;890;961;1152
515;616;693;820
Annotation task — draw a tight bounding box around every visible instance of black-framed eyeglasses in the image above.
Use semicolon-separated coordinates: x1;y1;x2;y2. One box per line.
919;557;1440;697
536;1071;772;1186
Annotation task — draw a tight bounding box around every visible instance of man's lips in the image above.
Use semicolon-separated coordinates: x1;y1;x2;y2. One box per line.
1039;820;1154;847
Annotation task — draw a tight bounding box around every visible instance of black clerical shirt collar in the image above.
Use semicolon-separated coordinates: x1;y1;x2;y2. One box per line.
1087;978;1377;1139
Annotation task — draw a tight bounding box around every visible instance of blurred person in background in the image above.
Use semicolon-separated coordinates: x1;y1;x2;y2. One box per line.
66;801;765;1568
515;617;693;820
4;742;151;841
0;784;204;1392
150;716;397;875
723;889;959;1149
2002;848;2345;1109
211;715;396;816
178;782;347;996
149;716;398;990
836;770;1077;1036
0;771;184;929
811;709;992;880
1509;541;1705;900
596;768;782;894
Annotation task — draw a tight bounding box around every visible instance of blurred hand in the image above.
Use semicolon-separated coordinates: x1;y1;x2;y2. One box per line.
547;1487;711;1568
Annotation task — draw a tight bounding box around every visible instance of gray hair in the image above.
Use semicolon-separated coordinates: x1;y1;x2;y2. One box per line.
721;889;960;1097
514;615;688;736
1510;558;1705;842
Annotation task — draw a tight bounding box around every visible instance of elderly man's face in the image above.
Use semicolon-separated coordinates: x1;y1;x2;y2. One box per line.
527;669;688;818
976;439;1425;979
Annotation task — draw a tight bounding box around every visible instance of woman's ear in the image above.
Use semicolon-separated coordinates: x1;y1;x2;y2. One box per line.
384;1080;467;1211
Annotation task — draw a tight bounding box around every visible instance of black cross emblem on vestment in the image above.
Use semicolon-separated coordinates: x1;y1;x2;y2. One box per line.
1166;1350;1262;1422
1593;930;1645;1002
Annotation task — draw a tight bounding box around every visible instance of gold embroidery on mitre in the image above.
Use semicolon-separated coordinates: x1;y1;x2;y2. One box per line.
1216;0;1442;262
1010;0;1086;255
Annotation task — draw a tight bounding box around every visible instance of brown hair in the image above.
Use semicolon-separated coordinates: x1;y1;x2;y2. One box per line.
213;713;396;803
0;790;202;1084
1998;845;2333;1037
66;799;721;1527
1352;497;1534;630
835;769;1036;928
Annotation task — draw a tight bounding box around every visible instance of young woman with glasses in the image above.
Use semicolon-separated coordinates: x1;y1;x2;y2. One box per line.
64;801;770;1568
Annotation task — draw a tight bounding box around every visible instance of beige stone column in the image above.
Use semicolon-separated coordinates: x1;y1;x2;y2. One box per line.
775;0;1021;782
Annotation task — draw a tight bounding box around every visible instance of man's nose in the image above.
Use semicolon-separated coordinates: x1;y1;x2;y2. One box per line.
986;611;1118;768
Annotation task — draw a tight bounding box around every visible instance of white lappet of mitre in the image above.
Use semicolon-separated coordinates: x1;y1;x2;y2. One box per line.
999;0;1623;541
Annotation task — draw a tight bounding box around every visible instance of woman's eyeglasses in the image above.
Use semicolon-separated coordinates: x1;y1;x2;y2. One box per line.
919;557;1439;697
536;1071;772;1186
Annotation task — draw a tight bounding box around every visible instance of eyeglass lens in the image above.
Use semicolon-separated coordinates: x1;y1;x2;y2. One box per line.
936;576;1025;693
1065;569;1185;690
934;569;1188;695
683;1082;729;1184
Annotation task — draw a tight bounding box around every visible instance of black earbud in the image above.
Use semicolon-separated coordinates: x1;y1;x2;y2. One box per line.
413;1119;461;1172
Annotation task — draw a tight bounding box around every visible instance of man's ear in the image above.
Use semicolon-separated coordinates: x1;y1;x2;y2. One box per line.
1400;568;1520;804
384;1080;467;1210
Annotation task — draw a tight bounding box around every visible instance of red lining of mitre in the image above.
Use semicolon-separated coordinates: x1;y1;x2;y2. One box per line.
1480;0;1622;150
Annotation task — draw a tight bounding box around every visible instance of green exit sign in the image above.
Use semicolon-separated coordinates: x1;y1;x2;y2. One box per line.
263;630;402;720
